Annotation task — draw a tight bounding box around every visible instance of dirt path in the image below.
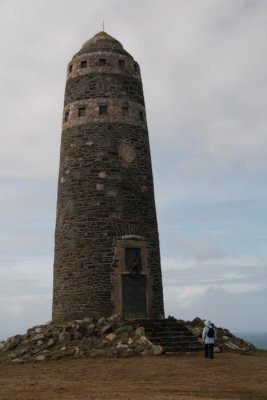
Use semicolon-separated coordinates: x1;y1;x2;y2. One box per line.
0;352;266;399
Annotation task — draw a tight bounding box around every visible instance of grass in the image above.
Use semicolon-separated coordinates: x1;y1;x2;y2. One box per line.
0;352;266;399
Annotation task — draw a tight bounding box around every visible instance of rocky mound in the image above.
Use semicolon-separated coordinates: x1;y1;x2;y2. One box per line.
0;314;163;364
0;315;257;364
183;317;257;352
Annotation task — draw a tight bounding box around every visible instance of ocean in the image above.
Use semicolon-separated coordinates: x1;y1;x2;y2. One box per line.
235;332;267;350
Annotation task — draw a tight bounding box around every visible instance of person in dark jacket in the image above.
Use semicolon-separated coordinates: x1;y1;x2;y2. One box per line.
202;320;216;359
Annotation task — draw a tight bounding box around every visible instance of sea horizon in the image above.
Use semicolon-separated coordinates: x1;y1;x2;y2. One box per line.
235;332;267;350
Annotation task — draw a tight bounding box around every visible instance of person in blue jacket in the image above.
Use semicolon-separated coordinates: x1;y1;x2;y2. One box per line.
202;320;217;359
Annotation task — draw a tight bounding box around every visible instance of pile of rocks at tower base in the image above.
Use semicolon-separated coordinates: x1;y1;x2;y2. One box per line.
0;314;163;364
0;315;257;364
184;317;257;353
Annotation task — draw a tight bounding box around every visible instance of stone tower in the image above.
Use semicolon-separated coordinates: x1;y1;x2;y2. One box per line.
52;31;164;322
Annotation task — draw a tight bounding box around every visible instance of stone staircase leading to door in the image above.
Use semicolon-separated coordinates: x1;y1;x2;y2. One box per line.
135;318;203;354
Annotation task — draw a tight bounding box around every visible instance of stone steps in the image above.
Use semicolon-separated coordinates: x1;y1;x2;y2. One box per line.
135;318;203;354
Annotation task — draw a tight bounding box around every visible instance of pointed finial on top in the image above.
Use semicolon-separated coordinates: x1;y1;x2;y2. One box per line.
103;20;105;32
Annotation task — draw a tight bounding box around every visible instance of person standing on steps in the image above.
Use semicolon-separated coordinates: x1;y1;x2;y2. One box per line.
202;320;216;359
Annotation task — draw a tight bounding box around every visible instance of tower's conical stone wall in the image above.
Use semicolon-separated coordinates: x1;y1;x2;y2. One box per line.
52;32;164;322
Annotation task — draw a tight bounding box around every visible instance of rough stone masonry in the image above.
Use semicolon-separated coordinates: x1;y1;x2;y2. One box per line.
52;31;164;322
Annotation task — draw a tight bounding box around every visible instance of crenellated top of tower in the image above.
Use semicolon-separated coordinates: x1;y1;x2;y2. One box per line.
74;31;133;58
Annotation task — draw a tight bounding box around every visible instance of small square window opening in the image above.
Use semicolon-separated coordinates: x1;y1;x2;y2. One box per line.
122;107;129;116
69;64;73;73
64;111;69;122
80;60;87;68
78;107;86;117
119;59;125;68
99;105;108;115
99;58;107;66
139;111;144;121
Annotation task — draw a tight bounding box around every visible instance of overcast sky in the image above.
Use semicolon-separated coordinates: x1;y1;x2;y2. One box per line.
0;0;266;340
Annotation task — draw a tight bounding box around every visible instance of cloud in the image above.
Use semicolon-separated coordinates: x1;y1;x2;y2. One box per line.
221;283;260;293
175;286;209;308
144;0;267;175
0;293;52;340
162;250;267;331
175;235;223;261
0;256;52;339
0;177;56;259
164;283;267;332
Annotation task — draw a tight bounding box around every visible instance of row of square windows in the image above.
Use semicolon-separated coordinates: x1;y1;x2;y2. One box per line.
64;106;144;122
69;58;138;73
